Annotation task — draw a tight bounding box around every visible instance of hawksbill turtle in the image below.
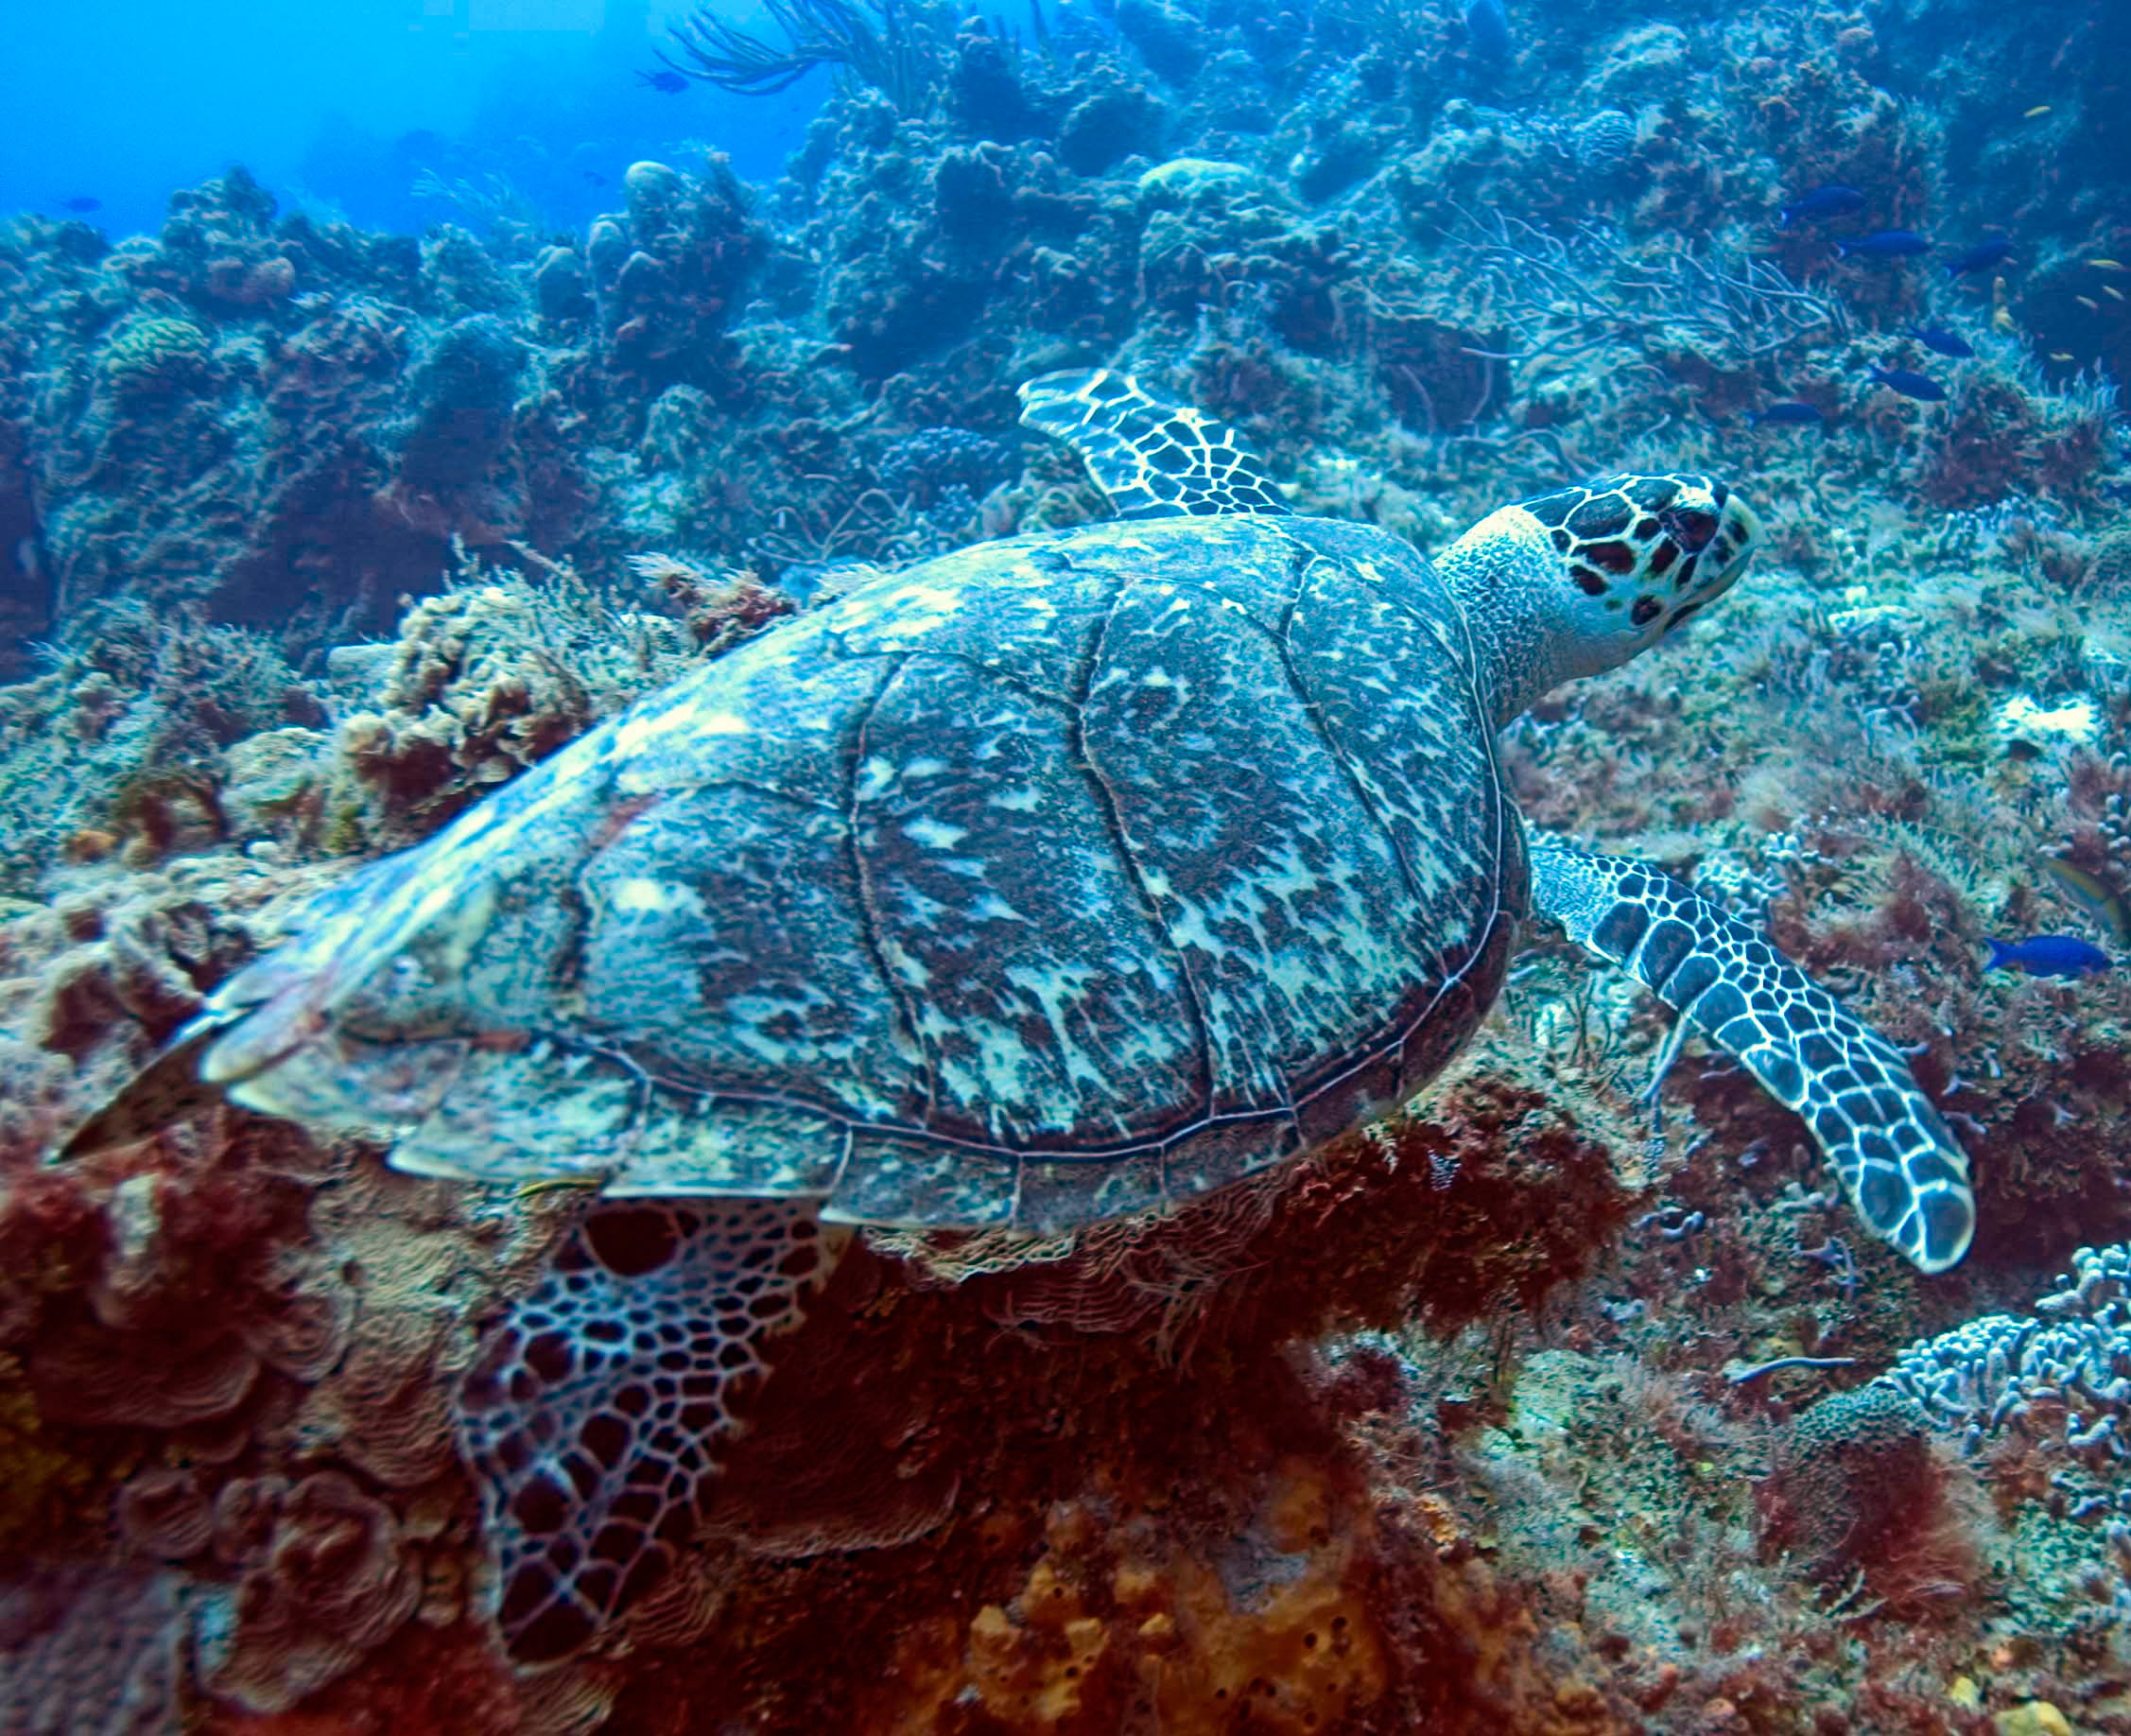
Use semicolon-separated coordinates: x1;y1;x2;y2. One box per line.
68;370;1975;1662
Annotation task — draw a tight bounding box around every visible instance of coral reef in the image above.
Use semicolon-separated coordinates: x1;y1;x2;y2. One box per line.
325;556;699;844
3;0;2131;1727
0;1565;188;1736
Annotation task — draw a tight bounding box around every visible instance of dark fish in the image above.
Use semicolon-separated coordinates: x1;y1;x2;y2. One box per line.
1751;401;1826;426
1946;235;2015;279
58;196;101;213
638;68;689;94
1867;364;1947;402
1778;184;1863;229
1985;934;2112;979
1836;229;1931;260
2041;859;2131;948
1464;0;1511;59
582;170;608;186
1908;324;1975;359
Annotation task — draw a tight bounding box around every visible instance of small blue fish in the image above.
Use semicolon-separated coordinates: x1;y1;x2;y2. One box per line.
1867;364;1947;402
638;68;689;94
1836;229;1932;260
1909;324;1974;359
1464;0;1511;59
58;196;101;214
1946;236;2015;279
1985;934;2112;979
1752;401;1826;426
1778;184;1863;229
582;170;609;186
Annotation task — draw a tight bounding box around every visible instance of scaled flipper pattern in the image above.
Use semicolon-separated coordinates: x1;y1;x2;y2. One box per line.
1017;369;1292;518
455;1199;847;1663
1529;847;1974;1273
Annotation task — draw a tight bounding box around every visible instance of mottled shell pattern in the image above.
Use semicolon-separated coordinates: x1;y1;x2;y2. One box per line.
195;483;1523;1234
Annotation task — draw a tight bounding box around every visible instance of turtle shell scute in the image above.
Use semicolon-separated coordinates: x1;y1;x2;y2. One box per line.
205;514;1523;1232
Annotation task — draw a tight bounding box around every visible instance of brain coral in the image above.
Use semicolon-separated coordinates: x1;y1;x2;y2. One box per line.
96;318;214;400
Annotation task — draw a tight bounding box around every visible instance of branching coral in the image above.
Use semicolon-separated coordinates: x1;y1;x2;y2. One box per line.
1445;212;1844;387
1880;1244;2131;1494
662;0;951;113
328;554;704;844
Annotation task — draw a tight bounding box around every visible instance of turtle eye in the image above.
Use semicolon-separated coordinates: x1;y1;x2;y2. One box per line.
1660;506;1719;553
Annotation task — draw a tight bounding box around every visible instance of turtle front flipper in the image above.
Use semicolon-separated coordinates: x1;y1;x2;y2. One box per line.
1017;368;1292;518
456;1198;849;1663
1528;846;1974;1275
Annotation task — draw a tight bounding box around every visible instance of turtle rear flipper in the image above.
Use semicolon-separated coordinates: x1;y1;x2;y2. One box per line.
1530;846;1974;1275
457;1198;848;1663
1017;369;1291;518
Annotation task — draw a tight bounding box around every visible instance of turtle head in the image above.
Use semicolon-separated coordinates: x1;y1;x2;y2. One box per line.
1440;471;1759;724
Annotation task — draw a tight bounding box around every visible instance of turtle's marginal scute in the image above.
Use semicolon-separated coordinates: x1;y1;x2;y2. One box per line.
51;851;447;1166
57;1017;232;1161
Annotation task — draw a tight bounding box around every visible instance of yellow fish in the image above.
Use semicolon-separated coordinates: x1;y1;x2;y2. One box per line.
2090;259;2124;269
2043;859;2131;948
2051;351;2076;361
2107;286;2127;303
2024;104;2053;118
1989;277;2018;336
2079;295;2102;312
514;1176;607;1200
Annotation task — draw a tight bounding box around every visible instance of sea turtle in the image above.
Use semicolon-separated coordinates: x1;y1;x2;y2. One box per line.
68;371;1975;1663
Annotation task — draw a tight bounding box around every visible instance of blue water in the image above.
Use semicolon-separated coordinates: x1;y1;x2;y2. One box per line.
0;0;822;237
